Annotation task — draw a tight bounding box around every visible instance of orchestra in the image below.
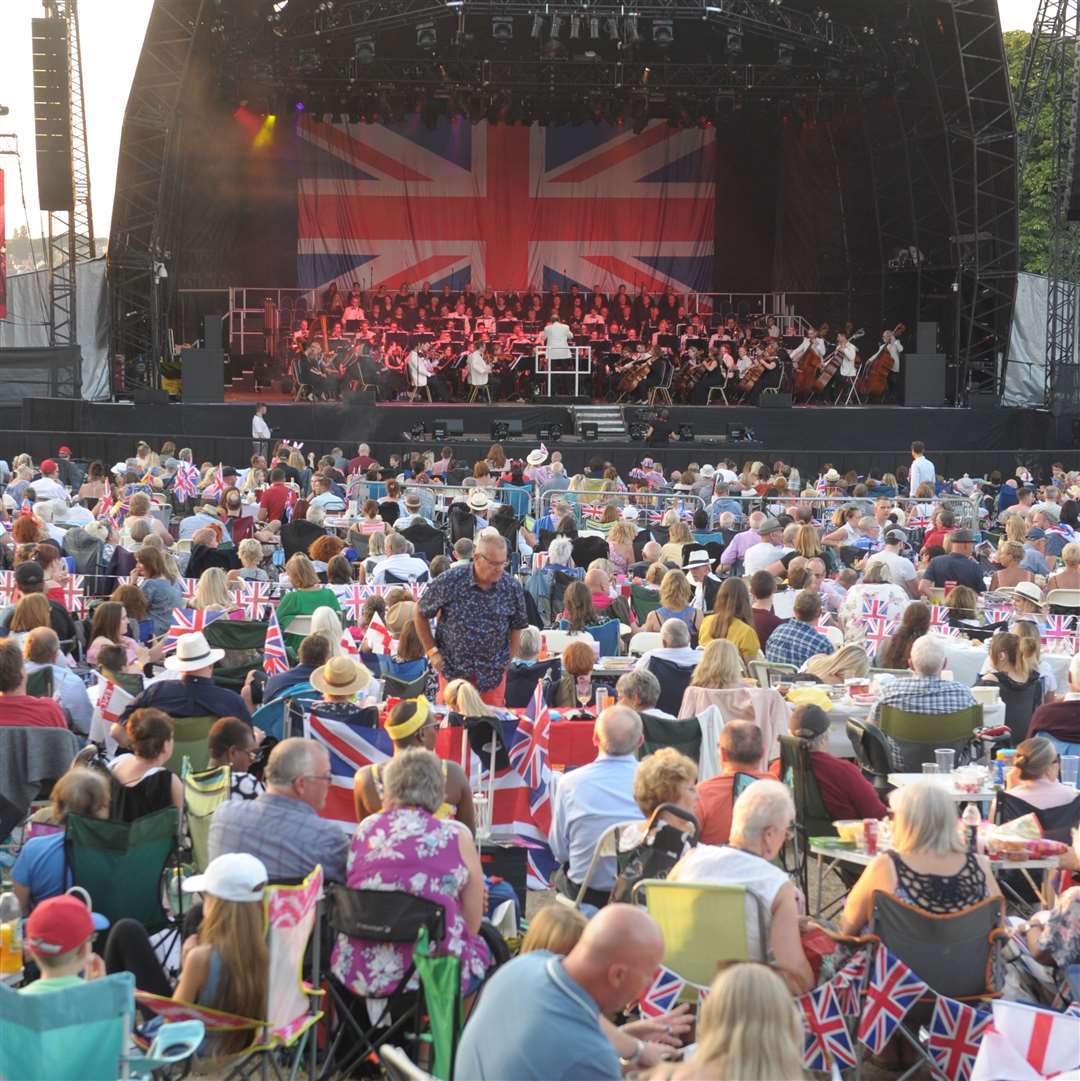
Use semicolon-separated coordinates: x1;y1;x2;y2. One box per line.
281;281;906;405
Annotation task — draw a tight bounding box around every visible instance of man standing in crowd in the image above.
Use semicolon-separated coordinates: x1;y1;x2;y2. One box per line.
908;440;935;496
415;530;528;705
252;403;271;460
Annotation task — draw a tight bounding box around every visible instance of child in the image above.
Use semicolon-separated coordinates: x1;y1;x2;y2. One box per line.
20;894;108;993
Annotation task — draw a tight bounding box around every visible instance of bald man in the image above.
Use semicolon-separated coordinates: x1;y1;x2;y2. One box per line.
549;706;644;908
455;904;665;1079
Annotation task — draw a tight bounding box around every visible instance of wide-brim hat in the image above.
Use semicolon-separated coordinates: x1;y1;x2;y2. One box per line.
311;655;372;697
683;549;713;570
526;448;548;466
1011;581;1045;607
699;464;716;478
467;489;490;512
164;631;225;672
823;469;841;483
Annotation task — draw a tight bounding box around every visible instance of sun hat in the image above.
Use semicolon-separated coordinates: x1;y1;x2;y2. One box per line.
182;853;268;903
24;894;109;956
404;490;422;509
467;489;490;512
1012;581;1045;607
622;505;641;521
164;631;226;673
823;468;841;484
699;464;716;478
526;448;548;466
311;655;372;697
385;697;433;741
1026;527;1046;540
683;549;713;570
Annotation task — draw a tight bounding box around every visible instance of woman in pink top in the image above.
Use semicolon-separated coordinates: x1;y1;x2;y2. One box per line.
996;737;1080;813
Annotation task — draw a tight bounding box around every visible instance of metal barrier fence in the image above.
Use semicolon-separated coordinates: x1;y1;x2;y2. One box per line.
539;489;707;527
709;493;980;532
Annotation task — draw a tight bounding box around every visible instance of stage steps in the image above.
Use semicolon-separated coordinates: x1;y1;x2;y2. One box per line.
574;404;626;440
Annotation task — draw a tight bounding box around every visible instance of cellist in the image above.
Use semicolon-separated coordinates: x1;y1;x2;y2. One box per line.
790;325;826;399
882;327;904;400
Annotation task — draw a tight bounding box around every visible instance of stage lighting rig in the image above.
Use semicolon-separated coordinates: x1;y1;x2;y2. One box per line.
652;19;674;46
416;21;437;48
491;420;510;441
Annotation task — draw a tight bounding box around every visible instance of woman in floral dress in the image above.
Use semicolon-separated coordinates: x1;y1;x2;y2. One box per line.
330;748;490;996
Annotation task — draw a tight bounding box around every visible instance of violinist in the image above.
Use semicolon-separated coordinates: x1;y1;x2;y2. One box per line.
291;319;311;354
467;342;495;398
406;345;447;401
690;348;728;405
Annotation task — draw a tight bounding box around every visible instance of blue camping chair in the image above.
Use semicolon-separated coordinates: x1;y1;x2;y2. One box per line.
0;972;203;1081
251;683;319;740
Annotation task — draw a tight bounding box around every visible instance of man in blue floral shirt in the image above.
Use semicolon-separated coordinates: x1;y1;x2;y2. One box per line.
415;530;528;705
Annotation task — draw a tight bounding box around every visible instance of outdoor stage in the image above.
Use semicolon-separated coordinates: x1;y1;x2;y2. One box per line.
0;397;1069;479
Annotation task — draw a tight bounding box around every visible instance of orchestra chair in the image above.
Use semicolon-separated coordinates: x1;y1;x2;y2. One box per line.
646;361;674;406
705;383;728;405
291;357;313;402
837;372;861;405
468;383;492;403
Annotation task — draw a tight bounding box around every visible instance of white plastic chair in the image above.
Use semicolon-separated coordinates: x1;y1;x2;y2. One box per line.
1047;587;1080;611
628;631;662;656
542;629;593;655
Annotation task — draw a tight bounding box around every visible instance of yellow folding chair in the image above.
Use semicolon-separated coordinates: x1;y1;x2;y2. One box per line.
182;763;232;873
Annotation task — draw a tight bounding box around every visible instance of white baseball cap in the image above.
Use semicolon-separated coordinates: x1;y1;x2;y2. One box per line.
182;853;268;903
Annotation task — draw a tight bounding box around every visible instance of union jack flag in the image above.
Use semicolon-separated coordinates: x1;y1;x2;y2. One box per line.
798;981;857;1072
107;496;131;526
1041;614;1076;643
507;682;551;794
173;462;200;502
985;605;1013;625
237;580;274;621
263;609;289;675
0;570;15;605
638;965;685;1019
57;575;86;617
95;490;113;519
180;578;199;605
927;996;991;1081
333;583;371;623
930;604;951;631
862;596;895;621
203;465;225;501
296;115;714;296
857;947;928;1053
859;615;897;660
832;951;868;1017
163;607;224;652
304;708;392;825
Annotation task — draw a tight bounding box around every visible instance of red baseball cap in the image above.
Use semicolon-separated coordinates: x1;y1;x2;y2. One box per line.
58;446;71;456
39;459;57;474
25;895;108;956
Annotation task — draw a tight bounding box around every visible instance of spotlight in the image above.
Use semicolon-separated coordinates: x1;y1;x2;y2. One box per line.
580;422;599;441
416;21;436;48
652;18;674;46
354;35;374;62
778;42;793;65
605;16;619;40
531;13;544;38
550;13;563;37
491;420;510;441
726;27;742;55
624;14;639;42
537;423;563;442
492;16;513;42
570;13;581;38
589;15;600;38
678;424;695;442
629;420;648;441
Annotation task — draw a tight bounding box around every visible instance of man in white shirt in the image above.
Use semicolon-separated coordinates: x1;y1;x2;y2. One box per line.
541;314;574;393
370;532;430;585
635;618;702;673
908;440;935;496
864;528;918;596
467;345;492;396
308;475;346;513
407;347;445;400
30;461;68;503
252;403;271;459
743;518;788;576
395;491;435;531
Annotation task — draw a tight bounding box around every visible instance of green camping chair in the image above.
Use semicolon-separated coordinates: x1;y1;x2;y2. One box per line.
638;712;702;763
0;972;203;1081
778;734;837;901
203;618;273;690
878;703;983;771
413;924;463;1081
183;763;231;873
25;667;55;699
164;715;217;775
629;584;662;624
65;807;180;936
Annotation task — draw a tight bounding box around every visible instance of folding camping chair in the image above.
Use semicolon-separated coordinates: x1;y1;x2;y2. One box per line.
252;685;319;741
778;734;838;901
164;715;217;775
0;972;203;1081
182;763;232;874
609;804;699;904
204;618;276;691
878;704;983;771
136;865;324;1081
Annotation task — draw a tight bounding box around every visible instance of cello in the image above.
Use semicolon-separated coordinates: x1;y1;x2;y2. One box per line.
792;323;827;399
737;346;768;394
813;329;864;394
857;323;906;401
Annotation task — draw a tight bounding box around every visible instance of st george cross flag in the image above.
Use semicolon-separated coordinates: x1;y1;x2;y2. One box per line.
163;608;224;652
363;612;393;655
798;982;857;1072
857;947;928;1053
94;679;135;725
304;708;392;825
970;999;1080;1081
263;609;289;675
927;997;991;1081
638;966;685;1019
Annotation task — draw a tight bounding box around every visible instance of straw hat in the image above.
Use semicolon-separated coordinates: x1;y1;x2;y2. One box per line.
467;489;490;512
526;447;548;466
311;655;372;698
164;631;225;673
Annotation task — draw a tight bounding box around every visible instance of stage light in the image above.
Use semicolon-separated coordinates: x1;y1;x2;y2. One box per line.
294;100;305;111
726;27;742;55
624;15;639;42
629;421;648;441
551;13;563;37
580;422;599;441
416;21;436;48
538;423;563;442
253;113;276;148
570;14;581;38
678;424;695;442
531;13;544;38
492;16;513;42
354;35;374;62
410;422;426;440
492;421;510;441
652;18;673;46
589;15;600;37
433;421;448;440
778;42;793;65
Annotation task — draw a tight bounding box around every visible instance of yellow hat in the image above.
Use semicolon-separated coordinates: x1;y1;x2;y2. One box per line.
385;697;431;741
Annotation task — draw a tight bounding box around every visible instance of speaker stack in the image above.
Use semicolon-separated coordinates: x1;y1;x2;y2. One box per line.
31;18;73;212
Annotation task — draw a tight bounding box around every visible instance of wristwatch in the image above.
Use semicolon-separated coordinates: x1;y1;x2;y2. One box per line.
426;646;441;658
619;1039;645;1068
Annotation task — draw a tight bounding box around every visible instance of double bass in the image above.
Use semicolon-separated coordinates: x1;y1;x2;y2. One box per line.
813;329;864;393
792;323;828;399
616;349;657;396
857;323;906;400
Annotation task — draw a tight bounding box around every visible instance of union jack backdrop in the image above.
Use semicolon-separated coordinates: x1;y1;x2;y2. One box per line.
297;115;715;294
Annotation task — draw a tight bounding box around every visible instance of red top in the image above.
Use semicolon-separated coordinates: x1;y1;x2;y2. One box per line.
0;695;68;729
694;767;771;846
1027;700;1080;744
258;482;293;523
751;607;785;647
770;752;888;820
348;455;374;475
921;527;949;552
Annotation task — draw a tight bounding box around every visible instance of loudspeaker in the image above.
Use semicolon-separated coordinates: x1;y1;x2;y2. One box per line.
203;314;227;350
180;347;225;402
758;393;792;409
916;321;941;355
31;19;73;212
433;418;464;440
131;388;169;405
580;422;599;441
902;353;946;407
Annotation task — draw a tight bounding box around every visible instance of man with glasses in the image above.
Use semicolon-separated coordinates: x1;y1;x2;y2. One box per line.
415;529;528;706
208;737;348;882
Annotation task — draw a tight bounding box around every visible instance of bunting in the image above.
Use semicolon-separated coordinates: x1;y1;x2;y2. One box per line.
798;982;857;1072
927;997;992;1081
857;947;928;1053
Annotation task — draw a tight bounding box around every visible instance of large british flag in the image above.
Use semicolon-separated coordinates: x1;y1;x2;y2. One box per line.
296;115;715;293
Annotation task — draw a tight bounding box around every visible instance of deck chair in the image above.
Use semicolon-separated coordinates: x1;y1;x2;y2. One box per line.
0;726;81;839
0;972;203;1081
319;885;447;1080
638;712;702;763
877;703;982;771
778;734;837;898
504;658;561;709
164;715;217;774
412;924;465;1081
382;673;429;700
204;618;274;690
25;667;55;699
846;718;895;800
995;790;1080;844
183;763;232;873
632;879;769;998
65;807;181;937
629;583;662;624
583;617;621;657
137;864;324;1081
859;891;1007;1081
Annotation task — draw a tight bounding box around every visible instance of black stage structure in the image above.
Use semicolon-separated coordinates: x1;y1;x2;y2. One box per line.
106;0;1019;406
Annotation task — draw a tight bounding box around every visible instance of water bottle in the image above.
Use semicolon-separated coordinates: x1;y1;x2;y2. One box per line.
961;803;981;854
0;891;23;979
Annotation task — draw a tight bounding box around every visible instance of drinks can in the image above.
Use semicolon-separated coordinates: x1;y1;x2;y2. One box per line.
863;819;878;856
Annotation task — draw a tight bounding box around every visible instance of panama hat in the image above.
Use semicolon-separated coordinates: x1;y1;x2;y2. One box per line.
526;448;548;466
163;631;225;673
467;489;491;512
311;655;373;698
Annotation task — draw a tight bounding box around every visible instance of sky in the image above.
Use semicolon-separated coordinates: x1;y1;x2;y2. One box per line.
0;0;1044;241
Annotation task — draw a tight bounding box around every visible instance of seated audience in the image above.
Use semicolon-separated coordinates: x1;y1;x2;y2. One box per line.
549;639;601;709
206;716;265;801
996;736;1080;814
635;617;701;674
309;655;376;722
275;553;342;650
749;569;785;647
802;643;871;684
877;601;931;670
699;577;760;661
134;546;184;636
641;569;701;635
208;736;348;882
330;748;490;996
109;708;184;820
0;639;67;728
616;667;675;721
24;627;92;734
19;894;109;992
694;721;770;845
764;589;833;668
670;778;814;992
869;633;977;723
840;780;1000;934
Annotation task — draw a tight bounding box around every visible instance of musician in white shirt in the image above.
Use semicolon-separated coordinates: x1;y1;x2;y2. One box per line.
342;299;365;324
541;314;575;394
467;346;493;389
837;333;858;378
407;347;446;400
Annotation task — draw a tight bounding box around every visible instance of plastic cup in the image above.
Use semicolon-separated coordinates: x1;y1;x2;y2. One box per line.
935;748;956;774
1061;755;1080;788
922;762;939;775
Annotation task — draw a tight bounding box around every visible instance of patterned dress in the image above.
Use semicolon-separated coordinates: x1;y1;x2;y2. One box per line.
330;807;490;995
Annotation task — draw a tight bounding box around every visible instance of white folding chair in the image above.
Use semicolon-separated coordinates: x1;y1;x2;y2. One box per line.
628;631;662;656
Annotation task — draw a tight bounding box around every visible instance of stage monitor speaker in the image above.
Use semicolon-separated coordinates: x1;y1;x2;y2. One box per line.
758;393;792;409
31;19;73;212
1067;41;1080;220
180;347;225;402
580;422;599;441
203;314;228;350
433;418;464;440
916;322;941;355
131;388;169;406
902;353;946;407
491;419;524;440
